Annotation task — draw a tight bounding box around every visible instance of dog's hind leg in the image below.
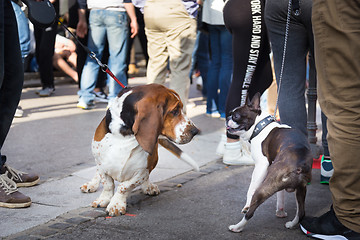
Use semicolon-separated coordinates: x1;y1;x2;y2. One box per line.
276;190;288;218
80;169;101;193
285;184;306;229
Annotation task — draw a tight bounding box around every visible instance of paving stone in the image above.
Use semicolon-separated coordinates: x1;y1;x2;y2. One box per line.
65;217;90;225
79;209;107;218
29;227;58;237
48;222;72;230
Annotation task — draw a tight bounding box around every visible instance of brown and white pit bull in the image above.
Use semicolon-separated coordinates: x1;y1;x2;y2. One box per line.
226;93;312;232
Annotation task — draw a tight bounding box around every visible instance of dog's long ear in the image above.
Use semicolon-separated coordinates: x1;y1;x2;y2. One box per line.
132;101;162;155
249;92;261;112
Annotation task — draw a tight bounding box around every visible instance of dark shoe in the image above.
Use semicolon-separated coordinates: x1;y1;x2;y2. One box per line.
93;90;109;103
0;172;31;208
300;206;360;239
3;164;40;187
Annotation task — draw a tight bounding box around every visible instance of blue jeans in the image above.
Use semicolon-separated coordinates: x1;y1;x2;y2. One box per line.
206;25;233;116
189;30;210;97
78;10;129;104
11;2;30;60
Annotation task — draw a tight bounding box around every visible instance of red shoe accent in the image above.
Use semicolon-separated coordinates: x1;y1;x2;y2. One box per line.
312;155;321;169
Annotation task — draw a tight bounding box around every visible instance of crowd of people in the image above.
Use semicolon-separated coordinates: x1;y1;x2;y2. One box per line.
1;0;359;238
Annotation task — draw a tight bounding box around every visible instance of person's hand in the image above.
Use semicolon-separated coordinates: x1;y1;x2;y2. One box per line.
129;20;138;39
76;9;88;38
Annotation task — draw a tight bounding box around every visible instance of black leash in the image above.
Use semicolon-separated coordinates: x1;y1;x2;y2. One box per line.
57;19;127;89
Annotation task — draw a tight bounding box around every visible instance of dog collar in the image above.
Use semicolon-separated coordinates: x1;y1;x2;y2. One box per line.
249;115;276;141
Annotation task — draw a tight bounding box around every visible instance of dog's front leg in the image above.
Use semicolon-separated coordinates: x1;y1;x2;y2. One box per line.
91;173;114;208
141;179;160;196
242;161;269;213
285;185;306;229
229;216;248;233
106;170;149;216
80;169;101;193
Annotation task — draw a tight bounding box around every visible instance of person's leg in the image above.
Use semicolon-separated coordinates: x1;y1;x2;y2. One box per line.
11;2;30;60
189;30;200;80
135;7;148;64
34;22;57;90
309;0;360;233
265;0;310;137
52;53;78;82
206;25;221;115
78;10;106;106
105;11;129;100
218;26;233;118
195;31;210;97
164;1;196;109
144;0;170;86
0;0;35;209
144;0;196;110
0;0;24;158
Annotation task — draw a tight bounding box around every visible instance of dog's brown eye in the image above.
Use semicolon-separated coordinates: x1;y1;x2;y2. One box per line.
171;107;180;116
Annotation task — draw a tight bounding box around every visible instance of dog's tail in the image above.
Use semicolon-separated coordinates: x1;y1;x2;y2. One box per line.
158;138;200;172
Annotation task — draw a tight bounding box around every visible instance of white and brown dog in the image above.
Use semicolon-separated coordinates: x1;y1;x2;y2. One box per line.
81;84;200;216
226;93;312;232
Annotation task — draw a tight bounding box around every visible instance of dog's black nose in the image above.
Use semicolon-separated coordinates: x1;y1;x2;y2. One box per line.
191;127;200;136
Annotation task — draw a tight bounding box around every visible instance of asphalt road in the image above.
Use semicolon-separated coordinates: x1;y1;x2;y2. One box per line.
37;162;332;240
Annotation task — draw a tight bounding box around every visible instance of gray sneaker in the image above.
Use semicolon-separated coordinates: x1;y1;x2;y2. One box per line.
0;172;31;208
37;87;55;97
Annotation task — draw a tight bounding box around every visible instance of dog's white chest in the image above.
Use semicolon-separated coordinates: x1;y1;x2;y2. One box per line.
92;133;148;182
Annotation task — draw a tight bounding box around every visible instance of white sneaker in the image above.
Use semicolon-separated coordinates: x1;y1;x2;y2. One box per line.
216;134;227;156
14;106;23;118
222;140;254;165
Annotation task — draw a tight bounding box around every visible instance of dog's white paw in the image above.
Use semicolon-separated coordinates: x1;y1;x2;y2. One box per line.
106;200;127;216
80;182;98;193
91;198;110;208
276;208;288;218
229;224;243;233
285;220;297;229
142;183;160;196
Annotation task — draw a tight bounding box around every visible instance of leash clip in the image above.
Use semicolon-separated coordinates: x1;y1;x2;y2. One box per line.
89;51;106;69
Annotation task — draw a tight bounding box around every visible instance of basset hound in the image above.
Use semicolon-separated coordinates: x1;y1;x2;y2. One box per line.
80;84;200;216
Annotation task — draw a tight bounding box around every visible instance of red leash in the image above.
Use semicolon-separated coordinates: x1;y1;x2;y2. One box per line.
58;20;127;89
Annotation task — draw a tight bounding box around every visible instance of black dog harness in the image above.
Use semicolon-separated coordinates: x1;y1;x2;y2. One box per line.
249;115;276;142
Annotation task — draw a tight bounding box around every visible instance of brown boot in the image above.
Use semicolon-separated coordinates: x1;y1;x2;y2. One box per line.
3;164;39;187
0;172;31;208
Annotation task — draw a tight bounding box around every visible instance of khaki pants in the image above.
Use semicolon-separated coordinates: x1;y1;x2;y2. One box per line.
144;0;197;111
312;0;360;232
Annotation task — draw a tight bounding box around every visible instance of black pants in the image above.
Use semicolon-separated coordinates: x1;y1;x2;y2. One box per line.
0;0;24;167
34;21;57;89
223;0;273;139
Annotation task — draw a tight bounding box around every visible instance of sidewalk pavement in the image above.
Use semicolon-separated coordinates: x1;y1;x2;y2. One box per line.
1;75;228;238
1;74;329;239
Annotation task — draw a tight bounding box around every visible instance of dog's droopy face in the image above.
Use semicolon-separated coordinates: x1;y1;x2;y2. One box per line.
108;84;199;154
226;93;262;136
